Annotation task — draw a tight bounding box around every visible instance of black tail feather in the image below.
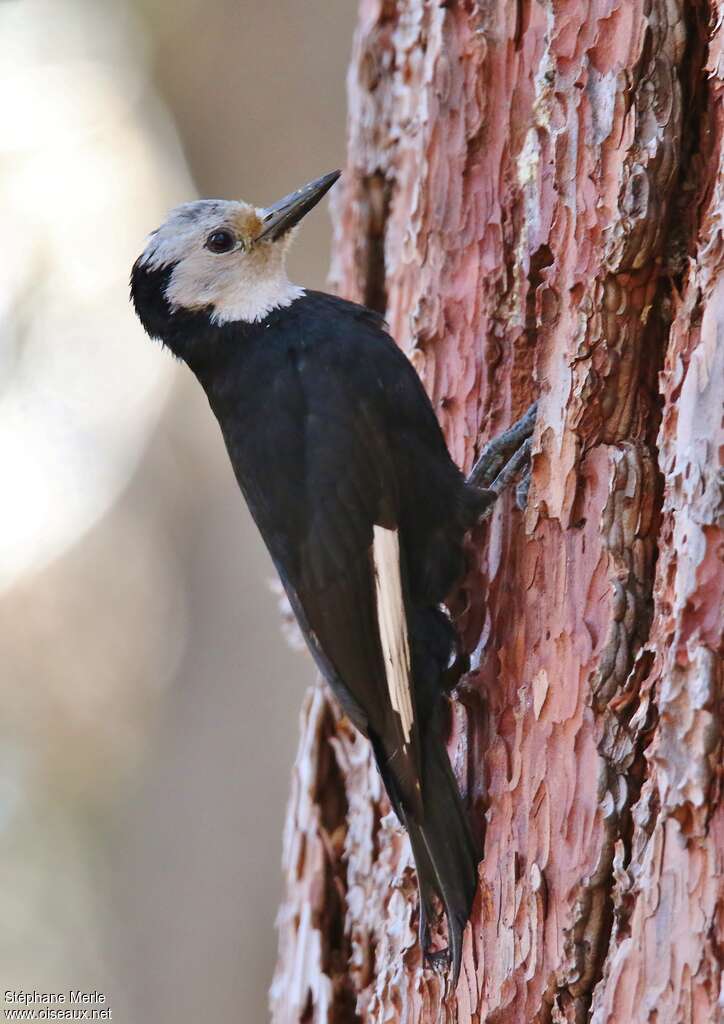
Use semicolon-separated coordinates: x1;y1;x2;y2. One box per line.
376;726;479;988
405;734;479;987
371;605;479;986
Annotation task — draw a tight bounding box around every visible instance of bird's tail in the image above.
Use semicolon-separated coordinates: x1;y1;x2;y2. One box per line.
403;730;479;988
371;605;478;986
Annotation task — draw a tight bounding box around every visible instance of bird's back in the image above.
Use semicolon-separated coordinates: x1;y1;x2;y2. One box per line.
193;291;475;602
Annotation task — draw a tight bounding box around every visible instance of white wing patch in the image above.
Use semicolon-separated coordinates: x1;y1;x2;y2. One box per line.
372;525;414;743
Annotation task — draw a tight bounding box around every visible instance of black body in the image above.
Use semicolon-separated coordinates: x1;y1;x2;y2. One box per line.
132;269;481;981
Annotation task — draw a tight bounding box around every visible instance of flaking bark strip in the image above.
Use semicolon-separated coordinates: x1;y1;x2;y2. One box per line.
591;3;724;1015
534;2;686;1018
551;444;663;1024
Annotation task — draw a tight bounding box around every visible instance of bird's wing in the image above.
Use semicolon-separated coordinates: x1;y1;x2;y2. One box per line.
223;303;429;821
228;295;463;821
284;375;424;820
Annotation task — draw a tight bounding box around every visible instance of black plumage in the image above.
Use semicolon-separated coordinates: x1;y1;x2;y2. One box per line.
132;261;481;978
128;172;542;986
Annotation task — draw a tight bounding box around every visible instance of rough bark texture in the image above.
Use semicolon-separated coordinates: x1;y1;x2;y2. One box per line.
271;2;723;1021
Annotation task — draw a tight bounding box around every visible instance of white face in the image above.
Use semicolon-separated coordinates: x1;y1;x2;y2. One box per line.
138;200;303;324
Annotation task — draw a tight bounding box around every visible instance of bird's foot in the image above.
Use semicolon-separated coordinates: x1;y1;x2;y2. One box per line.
424;946;451;974
467;402;537;518
420;912;450;974
515;465;532;511
441;650;470;694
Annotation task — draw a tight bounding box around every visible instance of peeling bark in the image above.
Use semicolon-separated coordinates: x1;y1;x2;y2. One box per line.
271;2;723;1022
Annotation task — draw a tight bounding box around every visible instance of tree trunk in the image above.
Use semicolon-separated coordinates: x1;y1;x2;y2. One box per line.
271;2;723;1021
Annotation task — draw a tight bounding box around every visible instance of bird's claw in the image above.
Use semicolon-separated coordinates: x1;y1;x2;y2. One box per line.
467;402;537;517
515;466;532;511
424;945;451;974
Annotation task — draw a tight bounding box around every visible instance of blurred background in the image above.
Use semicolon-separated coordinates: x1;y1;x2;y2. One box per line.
0;1;356;1019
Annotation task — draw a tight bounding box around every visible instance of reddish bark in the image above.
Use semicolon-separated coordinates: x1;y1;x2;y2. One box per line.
272;3;722;1021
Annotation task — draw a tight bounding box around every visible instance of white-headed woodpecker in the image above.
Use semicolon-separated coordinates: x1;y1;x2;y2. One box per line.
130;171;536;985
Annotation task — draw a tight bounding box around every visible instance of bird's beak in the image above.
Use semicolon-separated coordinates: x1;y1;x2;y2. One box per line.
255;170;341;243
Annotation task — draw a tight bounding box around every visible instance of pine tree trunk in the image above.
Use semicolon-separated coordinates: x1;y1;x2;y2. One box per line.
271;2;723;1021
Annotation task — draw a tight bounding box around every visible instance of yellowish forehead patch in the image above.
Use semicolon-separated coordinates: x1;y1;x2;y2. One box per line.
232;207;263;242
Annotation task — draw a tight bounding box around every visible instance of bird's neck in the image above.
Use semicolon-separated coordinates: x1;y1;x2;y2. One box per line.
208;267;305;326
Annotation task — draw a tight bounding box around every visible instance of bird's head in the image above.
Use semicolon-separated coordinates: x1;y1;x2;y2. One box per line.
131;170;340;348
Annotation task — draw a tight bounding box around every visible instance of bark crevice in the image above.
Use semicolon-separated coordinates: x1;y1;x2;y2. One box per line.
551;5;719;1016
360;172;391;315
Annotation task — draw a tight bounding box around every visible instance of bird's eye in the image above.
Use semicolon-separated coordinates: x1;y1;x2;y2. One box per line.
205;229;237;254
